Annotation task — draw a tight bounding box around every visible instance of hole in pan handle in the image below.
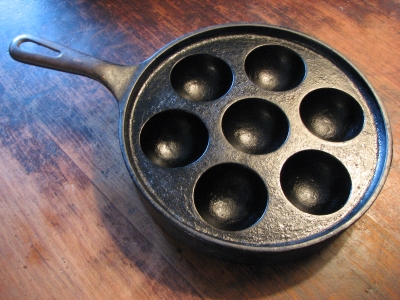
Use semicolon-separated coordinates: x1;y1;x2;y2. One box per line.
9;34;138;101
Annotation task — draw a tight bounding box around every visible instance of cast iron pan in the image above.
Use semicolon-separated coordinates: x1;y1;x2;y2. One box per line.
9;24;392;264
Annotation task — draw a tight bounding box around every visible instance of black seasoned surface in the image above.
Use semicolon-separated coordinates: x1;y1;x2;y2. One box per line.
124;25;390;262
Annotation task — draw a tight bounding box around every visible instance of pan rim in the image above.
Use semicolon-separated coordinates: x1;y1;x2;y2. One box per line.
119;23;392;255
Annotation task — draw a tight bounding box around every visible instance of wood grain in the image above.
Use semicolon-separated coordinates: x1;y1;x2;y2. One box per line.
0;0;399;299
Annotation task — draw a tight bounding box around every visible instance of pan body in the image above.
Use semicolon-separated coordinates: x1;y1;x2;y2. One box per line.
120;24;391;263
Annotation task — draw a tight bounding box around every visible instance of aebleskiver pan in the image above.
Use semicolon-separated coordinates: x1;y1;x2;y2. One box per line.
9;24;392;263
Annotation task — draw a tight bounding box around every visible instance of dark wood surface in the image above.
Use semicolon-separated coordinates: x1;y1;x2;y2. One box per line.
1;1;399;299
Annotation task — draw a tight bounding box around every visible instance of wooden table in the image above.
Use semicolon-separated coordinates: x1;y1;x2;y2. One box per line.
1;1;399;299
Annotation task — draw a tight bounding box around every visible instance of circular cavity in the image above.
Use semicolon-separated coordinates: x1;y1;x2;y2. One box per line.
222;98;289;154
194;163;268;231
170;54;233;102
300;88;364;142
280;150;351;215
140;110;209;168
245;45;306;91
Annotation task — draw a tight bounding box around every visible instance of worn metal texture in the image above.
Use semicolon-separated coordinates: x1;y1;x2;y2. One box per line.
10;24;391;263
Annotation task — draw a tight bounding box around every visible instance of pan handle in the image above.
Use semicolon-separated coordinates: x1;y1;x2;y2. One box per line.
9;34;138;101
